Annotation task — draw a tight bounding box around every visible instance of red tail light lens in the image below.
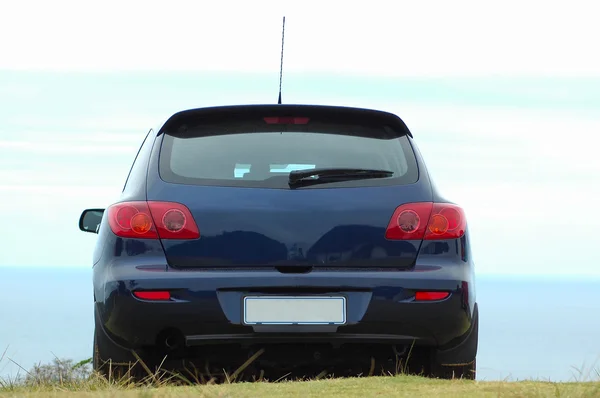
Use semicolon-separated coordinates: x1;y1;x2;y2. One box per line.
385;202;466;240
397;210;421;233
131;212;153;234
115;205;138;229
428;214;449;235
425;203;466;240
133;291;171;301
148;201;200;239
385;202;433;240
162;209;186;232
107;201;200;240
107;201;159;239
415;291;450;301
263;116;310;125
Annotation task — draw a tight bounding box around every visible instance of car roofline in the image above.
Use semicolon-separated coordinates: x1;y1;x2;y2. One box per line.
155;104;413;138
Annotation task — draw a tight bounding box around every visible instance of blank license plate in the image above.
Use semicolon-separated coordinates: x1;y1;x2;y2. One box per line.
243;296;347;325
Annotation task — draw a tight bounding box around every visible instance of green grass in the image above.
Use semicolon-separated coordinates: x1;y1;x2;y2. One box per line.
2;375;600;398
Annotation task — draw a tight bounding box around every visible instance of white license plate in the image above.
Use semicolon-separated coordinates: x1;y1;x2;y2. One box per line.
243;296;347;325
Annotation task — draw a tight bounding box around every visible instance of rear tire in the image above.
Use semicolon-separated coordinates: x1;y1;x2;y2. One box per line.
430;304;479;380
430;358;476;380
93;324;150;381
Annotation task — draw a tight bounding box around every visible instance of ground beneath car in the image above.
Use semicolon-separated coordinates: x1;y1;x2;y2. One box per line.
3;375;599;397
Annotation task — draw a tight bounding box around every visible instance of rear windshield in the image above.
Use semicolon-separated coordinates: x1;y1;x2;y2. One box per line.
158;121;419;189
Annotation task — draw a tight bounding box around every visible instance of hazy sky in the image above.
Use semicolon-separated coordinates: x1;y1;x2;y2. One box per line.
1;0;599;275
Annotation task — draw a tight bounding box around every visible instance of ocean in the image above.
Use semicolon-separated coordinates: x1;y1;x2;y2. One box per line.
1;267;599;382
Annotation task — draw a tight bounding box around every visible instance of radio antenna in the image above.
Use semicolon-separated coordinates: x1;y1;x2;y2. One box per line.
278;16;286;104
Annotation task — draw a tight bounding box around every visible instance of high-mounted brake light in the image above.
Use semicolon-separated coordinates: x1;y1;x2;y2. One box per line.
107;201;200;240
415;291;450;301
385;202;466;240
133;291;171;301
263;116;310;125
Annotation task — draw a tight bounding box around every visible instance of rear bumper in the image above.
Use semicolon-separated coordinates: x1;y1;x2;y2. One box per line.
95;264;476;354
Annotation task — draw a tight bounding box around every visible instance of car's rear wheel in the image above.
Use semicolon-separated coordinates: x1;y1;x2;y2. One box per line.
430;359;476;380
429;304;479;380
93;325;150;381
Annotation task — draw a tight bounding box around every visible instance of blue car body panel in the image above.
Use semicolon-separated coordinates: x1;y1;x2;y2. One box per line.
89;104;477;364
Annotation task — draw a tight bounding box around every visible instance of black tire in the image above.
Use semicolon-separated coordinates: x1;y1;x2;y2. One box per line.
431;358;476;380
430;303;479;380
93;324;149;381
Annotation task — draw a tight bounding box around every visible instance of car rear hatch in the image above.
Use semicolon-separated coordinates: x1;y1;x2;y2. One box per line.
146;105;433;270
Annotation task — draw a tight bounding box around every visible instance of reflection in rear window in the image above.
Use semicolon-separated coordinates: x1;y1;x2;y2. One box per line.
234;163;316;178
159;131;418;189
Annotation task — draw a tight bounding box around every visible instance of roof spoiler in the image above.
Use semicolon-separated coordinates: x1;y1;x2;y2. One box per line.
156;104;413;138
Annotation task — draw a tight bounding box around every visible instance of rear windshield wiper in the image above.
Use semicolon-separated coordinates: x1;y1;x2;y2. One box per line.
288;168;394;188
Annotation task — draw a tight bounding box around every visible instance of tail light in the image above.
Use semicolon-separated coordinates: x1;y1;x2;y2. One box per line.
106;201;200;240
385;202;466;240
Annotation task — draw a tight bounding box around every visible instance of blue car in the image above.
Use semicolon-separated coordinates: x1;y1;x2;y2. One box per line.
79;104;478;380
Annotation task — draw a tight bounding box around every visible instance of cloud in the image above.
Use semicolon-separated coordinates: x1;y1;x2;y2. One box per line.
0;184;120;202
0;127;149;160
1;0;599;75
0;141;138;155
6;131;148;145
2;117;159;134
0;168;127;186
0;82;43;100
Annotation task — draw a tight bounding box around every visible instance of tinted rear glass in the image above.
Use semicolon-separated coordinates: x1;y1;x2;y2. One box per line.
158;119;419;189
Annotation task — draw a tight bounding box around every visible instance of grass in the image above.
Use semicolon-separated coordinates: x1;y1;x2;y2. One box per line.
2;375;600;398
1;350;600;398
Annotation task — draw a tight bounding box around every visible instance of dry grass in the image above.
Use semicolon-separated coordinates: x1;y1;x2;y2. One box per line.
1;375;600;398
2;348;600;398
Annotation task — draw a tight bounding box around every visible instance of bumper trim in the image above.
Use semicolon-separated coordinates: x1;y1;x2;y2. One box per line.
185;333;435;347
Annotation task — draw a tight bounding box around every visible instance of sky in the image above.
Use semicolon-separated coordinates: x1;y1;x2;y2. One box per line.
1;0;600;275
